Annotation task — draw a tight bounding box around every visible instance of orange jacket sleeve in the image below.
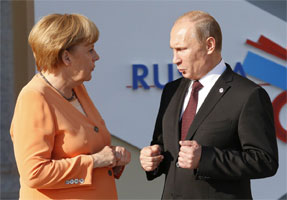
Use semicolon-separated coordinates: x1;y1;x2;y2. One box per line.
11;89;94;189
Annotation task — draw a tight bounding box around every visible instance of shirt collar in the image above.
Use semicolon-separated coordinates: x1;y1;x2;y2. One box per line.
198;59;226;87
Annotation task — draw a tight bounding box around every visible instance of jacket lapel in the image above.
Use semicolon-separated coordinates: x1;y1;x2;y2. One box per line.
163;78;190;151
73;85;98;125
185;65;234;140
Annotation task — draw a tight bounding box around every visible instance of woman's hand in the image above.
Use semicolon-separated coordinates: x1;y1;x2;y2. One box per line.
91;146;117;168
112;146;131;166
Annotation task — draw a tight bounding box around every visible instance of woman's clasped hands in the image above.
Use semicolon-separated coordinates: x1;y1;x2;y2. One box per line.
91;146;131;168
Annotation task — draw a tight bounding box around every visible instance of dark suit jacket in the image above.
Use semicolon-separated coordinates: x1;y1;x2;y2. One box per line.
147;64;278;199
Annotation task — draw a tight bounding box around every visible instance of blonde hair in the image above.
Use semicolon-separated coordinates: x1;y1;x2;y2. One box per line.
176;11;222;51
28;13;99;72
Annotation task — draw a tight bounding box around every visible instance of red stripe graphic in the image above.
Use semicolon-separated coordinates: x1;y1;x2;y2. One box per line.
126;85;156;88
246;35;287;61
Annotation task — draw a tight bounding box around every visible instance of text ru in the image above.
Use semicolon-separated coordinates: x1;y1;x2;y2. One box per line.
131;62;246;90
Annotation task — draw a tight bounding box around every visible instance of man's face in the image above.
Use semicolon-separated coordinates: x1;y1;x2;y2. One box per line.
170;22;208;80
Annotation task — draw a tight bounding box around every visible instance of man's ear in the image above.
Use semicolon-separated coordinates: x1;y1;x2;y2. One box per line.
61;50;71;66
206;37;216;54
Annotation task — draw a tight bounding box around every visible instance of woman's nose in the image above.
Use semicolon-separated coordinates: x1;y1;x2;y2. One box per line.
93;51;100;61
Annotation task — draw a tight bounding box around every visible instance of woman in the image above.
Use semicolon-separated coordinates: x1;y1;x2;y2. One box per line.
10;13;131;199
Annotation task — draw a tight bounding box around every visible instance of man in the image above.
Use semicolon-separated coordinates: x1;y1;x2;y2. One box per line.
139;11;278;199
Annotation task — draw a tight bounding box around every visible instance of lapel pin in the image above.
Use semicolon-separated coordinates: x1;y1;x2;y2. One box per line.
219;88;224;93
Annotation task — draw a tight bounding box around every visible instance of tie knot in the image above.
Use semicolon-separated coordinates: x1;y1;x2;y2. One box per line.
192;80;203;91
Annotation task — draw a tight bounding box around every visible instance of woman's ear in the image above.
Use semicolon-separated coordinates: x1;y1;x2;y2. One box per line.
61;50;71;66
206;37;216;55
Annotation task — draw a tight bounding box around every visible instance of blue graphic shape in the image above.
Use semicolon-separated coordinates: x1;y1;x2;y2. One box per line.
233;62;246;77
243;51;287;90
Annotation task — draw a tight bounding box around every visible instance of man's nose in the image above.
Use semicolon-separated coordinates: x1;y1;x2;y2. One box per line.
173;53;181;65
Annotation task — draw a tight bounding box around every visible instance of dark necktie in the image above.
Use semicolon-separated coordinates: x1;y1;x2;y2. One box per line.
181;80;203;140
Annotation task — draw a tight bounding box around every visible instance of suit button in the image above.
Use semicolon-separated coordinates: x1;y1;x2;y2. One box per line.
108;169;113;176
176;162;180;168
94;126;99;132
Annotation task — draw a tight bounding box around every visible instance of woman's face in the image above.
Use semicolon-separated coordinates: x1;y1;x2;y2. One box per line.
67;42;99;83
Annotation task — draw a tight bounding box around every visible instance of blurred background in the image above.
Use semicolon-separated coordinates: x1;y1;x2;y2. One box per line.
1;0;286;199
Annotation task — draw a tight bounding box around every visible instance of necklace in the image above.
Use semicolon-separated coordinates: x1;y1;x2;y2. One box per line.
39;72;76;101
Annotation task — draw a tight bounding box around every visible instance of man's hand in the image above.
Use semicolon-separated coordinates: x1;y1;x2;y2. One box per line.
178;140;202;169
140;145;164;171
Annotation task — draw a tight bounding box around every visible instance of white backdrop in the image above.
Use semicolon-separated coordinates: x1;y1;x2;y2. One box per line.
35;1;286;199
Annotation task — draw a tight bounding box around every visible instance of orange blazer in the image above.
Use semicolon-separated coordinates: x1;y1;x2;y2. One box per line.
10;74;118;199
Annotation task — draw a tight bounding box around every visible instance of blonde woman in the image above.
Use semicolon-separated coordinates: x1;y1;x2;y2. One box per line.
10;13;130;199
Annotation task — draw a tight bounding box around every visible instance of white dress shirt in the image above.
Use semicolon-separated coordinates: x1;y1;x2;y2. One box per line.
180;59;227;118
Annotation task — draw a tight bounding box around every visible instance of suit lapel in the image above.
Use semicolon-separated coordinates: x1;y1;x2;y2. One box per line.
163;78;190;151
185;65;234;140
